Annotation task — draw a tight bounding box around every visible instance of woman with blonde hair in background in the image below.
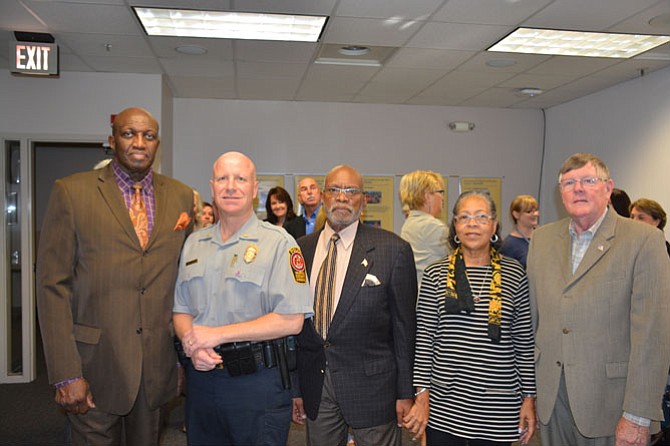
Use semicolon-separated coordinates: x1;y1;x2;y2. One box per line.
399;170;449;287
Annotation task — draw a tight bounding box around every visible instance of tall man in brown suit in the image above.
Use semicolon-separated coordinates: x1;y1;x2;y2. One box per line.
36;107;195;445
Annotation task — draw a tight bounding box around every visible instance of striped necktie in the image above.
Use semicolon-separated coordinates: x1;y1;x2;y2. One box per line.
314;233;340;339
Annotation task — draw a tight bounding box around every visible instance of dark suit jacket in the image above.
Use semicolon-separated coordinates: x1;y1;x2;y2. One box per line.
36;164;194;415
528;208;670;436
283;215;306;240
296;223;417;428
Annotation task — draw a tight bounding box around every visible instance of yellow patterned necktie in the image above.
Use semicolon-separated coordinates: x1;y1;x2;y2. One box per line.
129;183;149;249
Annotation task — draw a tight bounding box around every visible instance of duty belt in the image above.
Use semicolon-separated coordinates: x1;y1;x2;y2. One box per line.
214;341;266;375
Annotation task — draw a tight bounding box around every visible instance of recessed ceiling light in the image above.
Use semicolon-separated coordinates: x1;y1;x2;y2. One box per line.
517;87;544;97
485;58;517;68
133;7;328;42
489;27;670;58
175;45;207;55
338;45;370;56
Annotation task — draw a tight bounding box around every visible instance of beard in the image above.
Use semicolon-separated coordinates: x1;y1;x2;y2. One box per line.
326;203;362;229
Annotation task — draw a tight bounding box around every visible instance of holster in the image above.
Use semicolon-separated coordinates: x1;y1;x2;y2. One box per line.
214;342;258;376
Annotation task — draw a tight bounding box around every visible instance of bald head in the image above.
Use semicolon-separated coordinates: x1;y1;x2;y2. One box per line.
210;151;258;221
112;107;159;135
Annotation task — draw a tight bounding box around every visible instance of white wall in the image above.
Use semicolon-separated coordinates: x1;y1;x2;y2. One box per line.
542;65;670;236
173;99;545;233
0;70;167;169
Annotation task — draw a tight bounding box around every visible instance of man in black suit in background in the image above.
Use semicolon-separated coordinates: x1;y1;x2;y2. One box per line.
291;165;417;446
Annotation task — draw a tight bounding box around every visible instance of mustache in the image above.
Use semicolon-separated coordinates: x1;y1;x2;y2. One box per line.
328;204;354;213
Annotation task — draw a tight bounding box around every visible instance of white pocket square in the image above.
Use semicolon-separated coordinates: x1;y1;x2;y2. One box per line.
362;274;381;287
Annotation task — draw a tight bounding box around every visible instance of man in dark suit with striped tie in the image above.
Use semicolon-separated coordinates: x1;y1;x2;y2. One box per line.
292;164;417;446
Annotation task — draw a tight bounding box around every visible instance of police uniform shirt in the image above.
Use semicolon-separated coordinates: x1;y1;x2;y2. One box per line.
174;213;313;326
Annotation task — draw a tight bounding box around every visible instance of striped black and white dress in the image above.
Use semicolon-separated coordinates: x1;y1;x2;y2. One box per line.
413;256;536;442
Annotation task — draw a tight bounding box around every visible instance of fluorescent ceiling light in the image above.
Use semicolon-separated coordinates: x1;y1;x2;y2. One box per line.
488;27;670;58
133;7;327;42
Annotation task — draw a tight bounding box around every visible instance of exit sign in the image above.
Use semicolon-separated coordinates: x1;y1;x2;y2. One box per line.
11;41;59;76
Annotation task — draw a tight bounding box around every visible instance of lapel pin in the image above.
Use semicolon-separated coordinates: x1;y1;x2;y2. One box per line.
597;245;604;251
362;258;368;267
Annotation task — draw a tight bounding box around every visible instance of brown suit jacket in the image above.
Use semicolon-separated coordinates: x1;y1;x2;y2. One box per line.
527;208;670;437
36;164;193;415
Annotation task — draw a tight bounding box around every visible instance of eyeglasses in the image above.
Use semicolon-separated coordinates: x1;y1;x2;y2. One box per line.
454;214;493;225
324;186;362;197
558;177;606;191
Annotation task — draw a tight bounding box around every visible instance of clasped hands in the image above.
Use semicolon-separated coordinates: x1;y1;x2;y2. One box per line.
181;326;223;371
403;392;429;442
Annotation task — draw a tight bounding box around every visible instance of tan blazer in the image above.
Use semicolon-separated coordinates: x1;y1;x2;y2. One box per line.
36;164;193;415
527;208;670;437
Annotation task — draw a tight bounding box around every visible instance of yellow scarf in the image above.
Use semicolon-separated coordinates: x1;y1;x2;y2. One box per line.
445;246;502;343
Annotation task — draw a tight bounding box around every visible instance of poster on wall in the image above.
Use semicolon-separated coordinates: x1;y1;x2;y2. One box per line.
438;175;449;223
255;175;285;220
459;177;502;218
361;176;395;231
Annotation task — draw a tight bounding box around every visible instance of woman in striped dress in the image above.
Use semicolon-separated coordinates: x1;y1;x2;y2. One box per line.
404;190;536;446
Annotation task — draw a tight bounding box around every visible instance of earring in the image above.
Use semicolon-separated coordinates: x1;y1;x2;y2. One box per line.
454;235;461;244
490;234;499;243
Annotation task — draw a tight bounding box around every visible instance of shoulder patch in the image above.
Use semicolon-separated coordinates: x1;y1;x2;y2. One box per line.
289;247;307;284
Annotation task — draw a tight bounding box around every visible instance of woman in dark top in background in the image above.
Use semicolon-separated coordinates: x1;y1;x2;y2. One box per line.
265;186;306;240
500;195;538;269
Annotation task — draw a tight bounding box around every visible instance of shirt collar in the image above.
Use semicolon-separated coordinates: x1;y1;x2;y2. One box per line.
323;220;358;250
569;208;608;239
111;160;153;192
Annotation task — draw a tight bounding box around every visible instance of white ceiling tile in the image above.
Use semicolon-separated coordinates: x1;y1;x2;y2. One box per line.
160;58;234;77
24;1;142;34
335;0;443;20
235;41;317;63
458;52;550;73
609;2;670;34
386;48;475;69
58;53;96;72
459;88;529;108
407;22;511;50
524;0;661;31
2;0;666;108
304;64;379;83
131;0;232;9
57;33;152;57
498;73;573;90
0;0;49;30
226;0;337;15
432;0;553;26
149;37;234;59
371;67;444;87
236;61;309;79
81;55;162;73
322;17;423;47
527;56;619;76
